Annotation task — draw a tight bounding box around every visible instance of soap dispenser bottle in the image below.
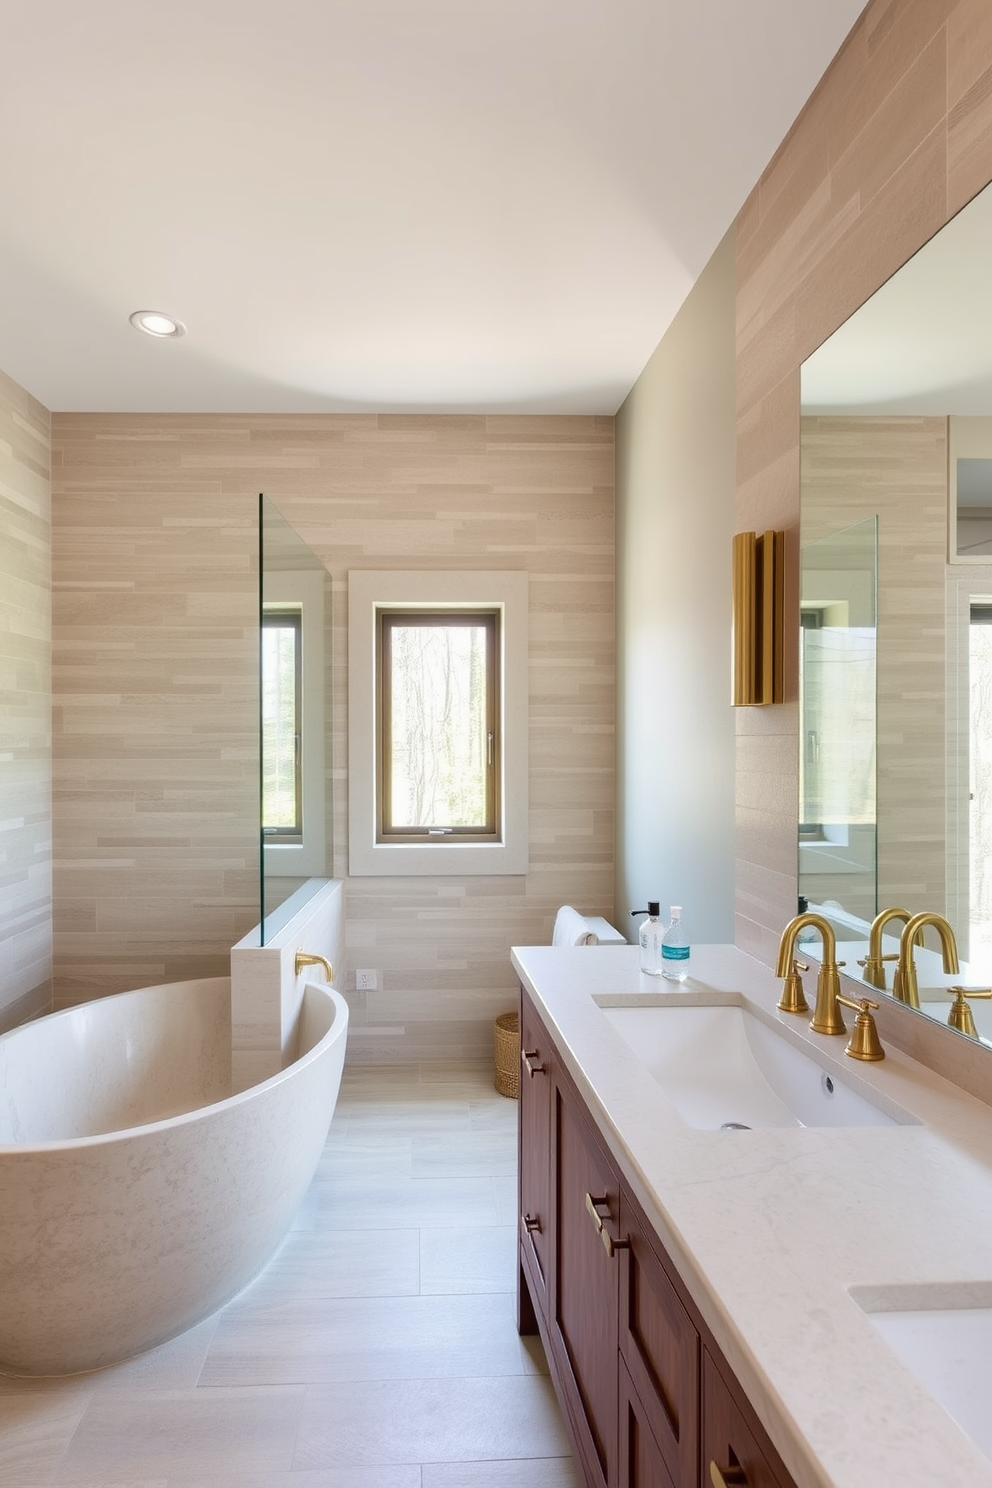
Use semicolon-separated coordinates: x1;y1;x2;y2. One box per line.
632;902;665;977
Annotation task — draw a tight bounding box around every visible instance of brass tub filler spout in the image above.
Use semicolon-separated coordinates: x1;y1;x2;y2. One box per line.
295;950;335;982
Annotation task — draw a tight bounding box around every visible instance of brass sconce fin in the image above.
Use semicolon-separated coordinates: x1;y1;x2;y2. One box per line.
732;529;784;706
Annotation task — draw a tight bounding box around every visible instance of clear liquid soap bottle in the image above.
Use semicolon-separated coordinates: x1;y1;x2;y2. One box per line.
662;906;690;983
633;901;664;977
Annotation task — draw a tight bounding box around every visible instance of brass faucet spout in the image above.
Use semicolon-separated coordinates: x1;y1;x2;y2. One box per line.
775;913;846;1036
295;950;334;983
896;913;958;1012
862;906;914;991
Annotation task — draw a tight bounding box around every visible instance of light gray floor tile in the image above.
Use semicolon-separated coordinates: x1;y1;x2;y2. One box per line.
308;1174;502;1230
178;1471;421;1488
469;1098;519;1133
411;1130;516;1178
492;1173;520;1226
54;1387;305;1481
419;1224;516;1294
294;1375;570;1468
200;1292;541;1386
423;1458;582;1488
236;1227;420;1304
0;1383;94;1484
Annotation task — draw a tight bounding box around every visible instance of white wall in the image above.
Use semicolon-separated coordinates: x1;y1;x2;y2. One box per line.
614;232;737;946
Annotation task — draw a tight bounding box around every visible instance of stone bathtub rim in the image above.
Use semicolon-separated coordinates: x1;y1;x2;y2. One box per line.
0;974;344;1152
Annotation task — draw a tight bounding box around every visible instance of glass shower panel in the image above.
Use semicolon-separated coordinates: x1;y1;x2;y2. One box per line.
259;495;332;943
798;516;878;931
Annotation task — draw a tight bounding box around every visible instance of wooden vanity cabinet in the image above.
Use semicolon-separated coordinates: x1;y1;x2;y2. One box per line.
518;993;552;1325
517;987;798;1488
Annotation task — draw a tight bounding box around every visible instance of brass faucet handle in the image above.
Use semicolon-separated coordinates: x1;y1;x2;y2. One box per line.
777;957;810;1015
946;987;992;1040
837;993;880;1013
836;993;885;1061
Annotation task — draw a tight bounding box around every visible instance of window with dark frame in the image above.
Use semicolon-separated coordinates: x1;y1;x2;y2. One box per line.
376;609;500;844
261;609;303;842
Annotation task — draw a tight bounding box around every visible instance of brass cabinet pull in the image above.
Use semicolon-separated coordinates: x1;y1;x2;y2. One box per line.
710;1463;747;1488
523;1213;541;1234
521;1048;546;1077
584;1192;629;1259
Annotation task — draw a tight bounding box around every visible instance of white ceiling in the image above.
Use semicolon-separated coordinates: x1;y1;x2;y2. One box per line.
0;1;867;415
802;179;992;415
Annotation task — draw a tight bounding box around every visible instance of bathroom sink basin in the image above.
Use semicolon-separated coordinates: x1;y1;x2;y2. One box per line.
856;1293;992;1463
596;1001;913;1130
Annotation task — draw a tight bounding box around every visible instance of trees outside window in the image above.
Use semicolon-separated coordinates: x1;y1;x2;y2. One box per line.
377;610;499;843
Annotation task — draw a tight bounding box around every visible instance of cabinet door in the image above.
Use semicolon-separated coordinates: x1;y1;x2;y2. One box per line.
518;990;552;1322
553;1075;623;1488
701;1349;796;1488
619;1195;699;1488
619;1357;677;1488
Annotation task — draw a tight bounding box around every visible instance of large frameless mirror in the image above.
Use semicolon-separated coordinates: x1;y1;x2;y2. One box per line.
799;178;992;1048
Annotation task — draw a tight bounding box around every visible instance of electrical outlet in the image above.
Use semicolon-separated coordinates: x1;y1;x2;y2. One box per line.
355;968;378;991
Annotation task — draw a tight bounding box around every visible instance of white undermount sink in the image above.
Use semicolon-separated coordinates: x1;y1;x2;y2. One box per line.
854;1289;992;1463
596;999;915;1130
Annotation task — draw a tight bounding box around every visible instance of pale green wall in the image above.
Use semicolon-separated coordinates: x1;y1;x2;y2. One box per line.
614;231;736;945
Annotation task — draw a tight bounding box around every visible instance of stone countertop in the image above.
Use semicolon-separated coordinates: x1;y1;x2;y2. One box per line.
510;941;992;1488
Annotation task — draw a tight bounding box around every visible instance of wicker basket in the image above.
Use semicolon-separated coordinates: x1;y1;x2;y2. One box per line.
493;1010;520;1099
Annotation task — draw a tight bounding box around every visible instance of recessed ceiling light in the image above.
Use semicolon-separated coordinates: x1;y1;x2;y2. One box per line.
129;310;186;338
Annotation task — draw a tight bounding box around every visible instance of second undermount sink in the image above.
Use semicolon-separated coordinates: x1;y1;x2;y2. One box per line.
596;999;916;1130
853;1288;992;1464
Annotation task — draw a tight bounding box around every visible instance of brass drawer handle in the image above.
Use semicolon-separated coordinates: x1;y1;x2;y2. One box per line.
523;1213;541;1234
710;1462;747;1488
521;1048;546;1077
584;1192;629;1259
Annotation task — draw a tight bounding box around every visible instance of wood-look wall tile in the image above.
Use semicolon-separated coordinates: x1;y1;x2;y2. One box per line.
735;0;992;961
52;414;614;1051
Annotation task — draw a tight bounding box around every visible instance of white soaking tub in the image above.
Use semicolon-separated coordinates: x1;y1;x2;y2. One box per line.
0;975;347;1375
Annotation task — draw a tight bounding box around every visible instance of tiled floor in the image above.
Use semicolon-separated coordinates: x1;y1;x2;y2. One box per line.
0;1062;581;1488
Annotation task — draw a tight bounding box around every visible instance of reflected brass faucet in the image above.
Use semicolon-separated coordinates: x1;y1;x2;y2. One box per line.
896;913;958;1011
860;907;921;1002
775;914;846;1036
295;950;334;982
946;986;992;1039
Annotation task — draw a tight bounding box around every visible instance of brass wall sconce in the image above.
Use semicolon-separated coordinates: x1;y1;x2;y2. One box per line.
732;529;784;706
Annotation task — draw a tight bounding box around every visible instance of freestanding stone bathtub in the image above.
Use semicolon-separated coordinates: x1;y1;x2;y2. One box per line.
0;974;347;1375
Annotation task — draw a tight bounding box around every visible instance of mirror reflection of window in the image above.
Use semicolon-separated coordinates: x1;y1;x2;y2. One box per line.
970;603;992;973
957;458;992;557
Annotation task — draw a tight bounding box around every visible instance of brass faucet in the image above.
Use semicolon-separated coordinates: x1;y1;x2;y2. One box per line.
946;986;992;1039
295;950;334;982
860;907;918;998
896;913;958;1011
775;914;846;1036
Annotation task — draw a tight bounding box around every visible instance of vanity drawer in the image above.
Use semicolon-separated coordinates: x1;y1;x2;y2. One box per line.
701;1348;796;1488
619;1192;699;1488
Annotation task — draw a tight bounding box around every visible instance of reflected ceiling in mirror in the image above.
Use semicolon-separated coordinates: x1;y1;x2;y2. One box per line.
799;178;992;1050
